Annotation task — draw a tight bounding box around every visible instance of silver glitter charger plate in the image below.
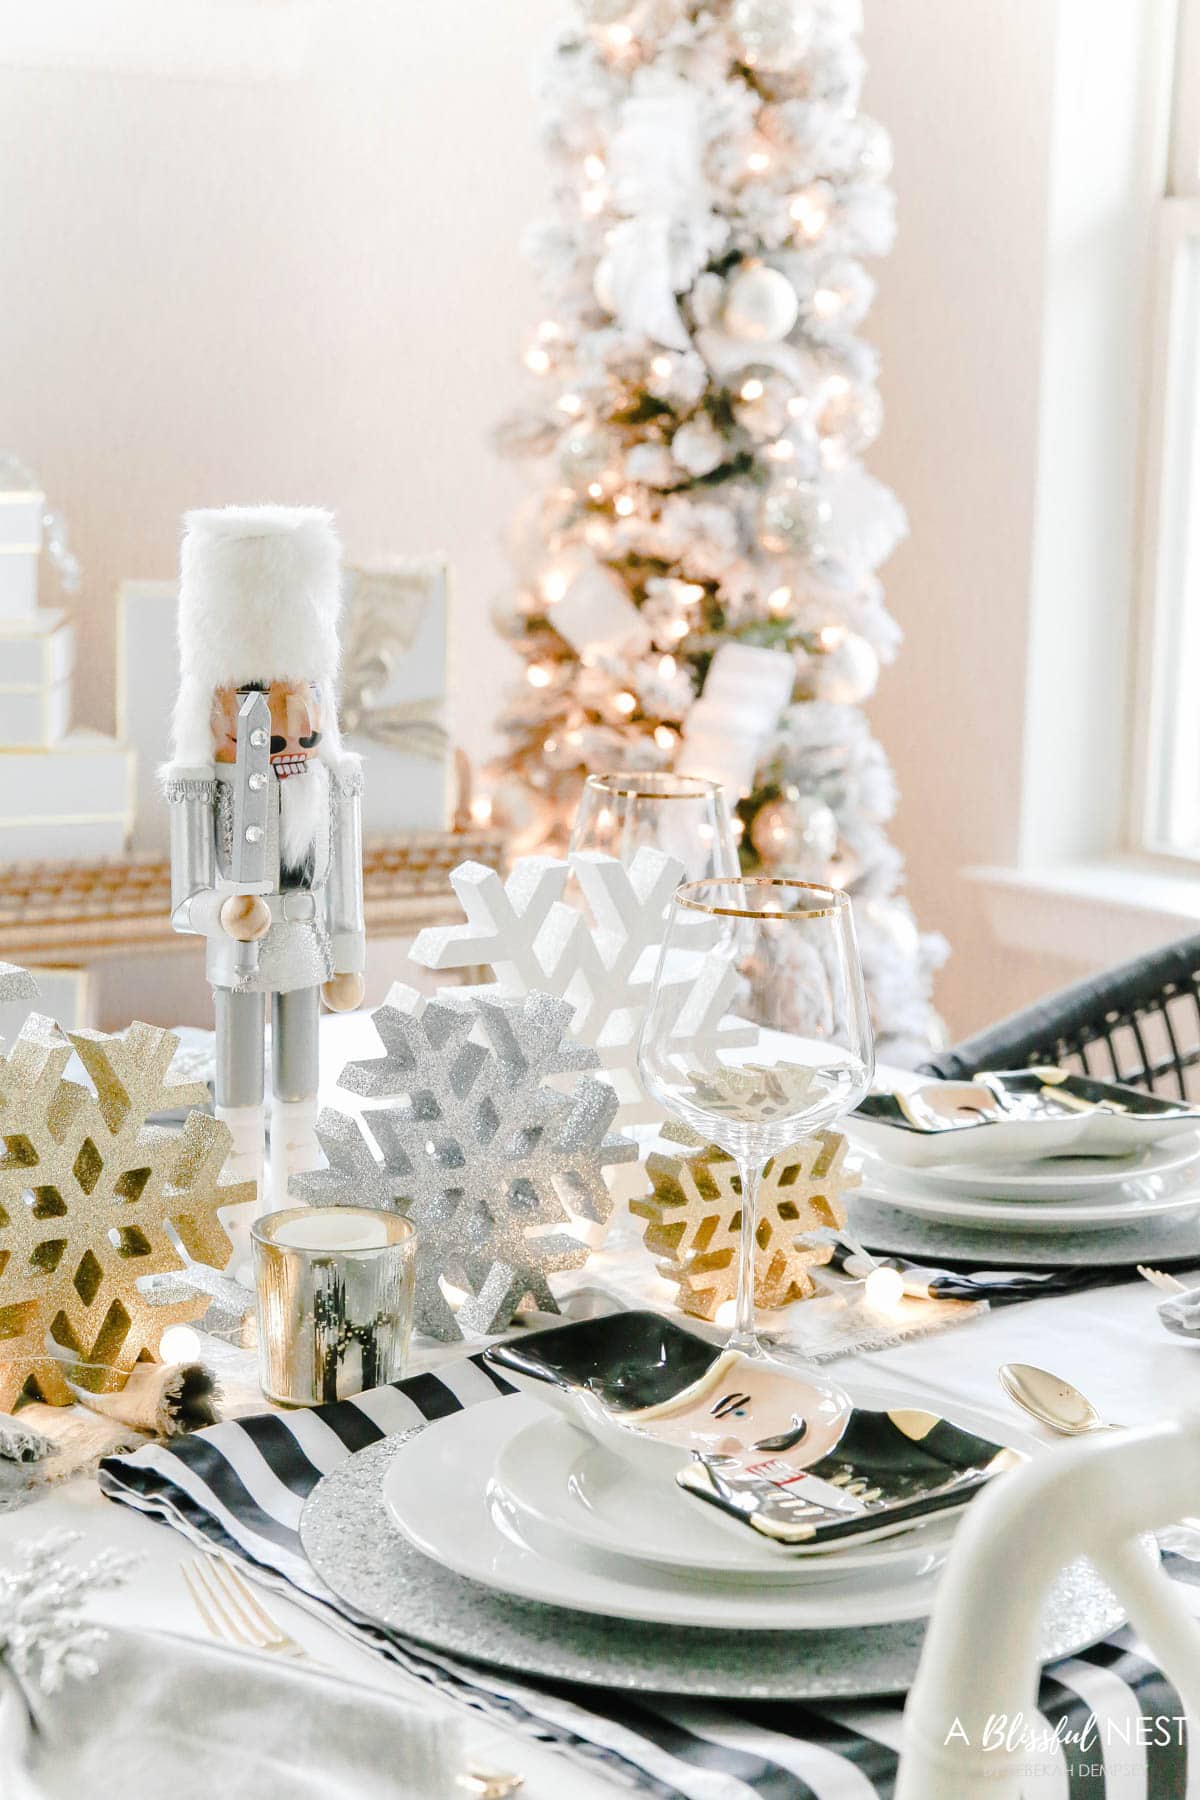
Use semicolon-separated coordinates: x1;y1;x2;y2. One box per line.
299;1428;1125;1700
850;1192;1200;1267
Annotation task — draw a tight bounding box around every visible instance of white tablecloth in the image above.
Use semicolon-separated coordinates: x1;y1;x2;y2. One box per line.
2;1020;1197;1797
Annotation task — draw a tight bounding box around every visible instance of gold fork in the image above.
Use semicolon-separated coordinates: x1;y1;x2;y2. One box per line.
1137;1265;1188;1295
183;1555;311;1661
182;1557;523;1797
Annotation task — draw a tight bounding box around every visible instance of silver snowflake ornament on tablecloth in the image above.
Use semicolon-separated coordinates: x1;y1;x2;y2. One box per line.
291;985;636;1341
410;848;757;1126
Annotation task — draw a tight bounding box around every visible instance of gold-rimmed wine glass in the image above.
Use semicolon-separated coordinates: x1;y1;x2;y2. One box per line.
637;877;874;1359
569;771;739;881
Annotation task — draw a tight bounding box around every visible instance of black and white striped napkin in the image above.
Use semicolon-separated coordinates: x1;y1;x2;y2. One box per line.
99;1351;1196;1799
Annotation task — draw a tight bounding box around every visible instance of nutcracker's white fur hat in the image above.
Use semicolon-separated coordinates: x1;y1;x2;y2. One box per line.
168;505;346;769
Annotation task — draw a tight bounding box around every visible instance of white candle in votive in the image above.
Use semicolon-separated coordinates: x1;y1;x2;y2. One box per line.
273;1211;390;1252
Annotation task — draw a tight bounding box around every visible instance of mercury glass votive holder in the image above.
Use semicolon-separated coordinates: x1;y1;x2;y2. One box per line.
252;1207;416;1407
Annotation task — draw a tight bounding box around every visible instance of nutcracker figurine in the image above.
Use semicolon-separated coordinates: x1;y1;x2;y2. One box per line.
162;507;366;1268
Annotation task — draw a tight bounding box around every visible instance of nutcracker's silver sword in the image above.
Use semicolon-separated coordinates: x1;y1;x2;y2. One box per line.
228;690;272;979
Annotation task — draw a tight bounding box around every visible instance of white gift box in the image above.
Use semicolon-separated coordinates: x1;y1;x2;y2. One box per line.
550;561;652;663
0;609;73;747
0;490;43;623
676;643;795;799
0;552;39;621
699;642;795;713
0;732;133;858
0;491;43;548
0;686;71;747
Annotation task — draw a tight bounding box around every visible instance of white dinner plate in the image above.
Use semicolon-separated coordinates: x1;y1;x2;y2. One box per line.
381;1393;1036;1631
493;1407;955;1584
858;1154;1200;1229
851;1131;1200;1201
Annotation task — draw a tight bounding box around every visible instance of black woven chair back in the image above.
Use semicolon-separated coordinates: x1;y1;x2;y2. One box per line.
921;933;1200;1100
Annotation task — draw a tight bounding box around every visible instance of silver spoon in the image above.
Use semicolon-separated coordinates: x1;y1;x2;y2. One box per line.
1000;1361;1200;1551
999;1362;1119;1434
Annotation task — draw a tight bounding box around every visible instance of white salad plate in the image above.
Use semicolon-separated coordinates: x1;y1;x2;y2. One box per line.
492;1407;955;1584
858;1151;1200;1229
911;1131;1200;1198
851;1131;1200;1201
381;1393;1037;1631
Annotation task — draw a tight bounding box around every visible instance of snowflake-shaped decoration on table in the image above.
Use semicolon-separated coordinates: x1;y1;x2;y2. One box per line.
410;848;757;1127
291;985;637;1341
633;1124;860;1321
0;963;38;1005
0;1016;252;1408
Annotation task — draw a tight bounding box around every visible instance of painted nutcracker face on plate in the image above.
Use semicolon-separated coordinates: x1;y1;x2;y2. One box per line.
628;1362;853;1468
212;681;325;779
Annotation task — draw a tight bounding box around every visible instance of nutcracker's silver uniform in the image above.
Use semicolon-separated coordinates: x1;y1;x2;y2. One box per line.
165;759;364;994
164;755;365;1108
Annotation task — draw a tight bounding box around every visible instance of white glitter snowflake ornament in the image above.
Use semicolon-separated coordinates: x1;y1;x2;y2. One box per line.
291;986;637;1341
410;848;757;1126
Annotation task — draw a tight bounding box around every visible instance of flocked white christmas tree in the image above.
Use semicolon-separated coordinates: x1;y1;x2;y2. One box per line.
490;0;946;1063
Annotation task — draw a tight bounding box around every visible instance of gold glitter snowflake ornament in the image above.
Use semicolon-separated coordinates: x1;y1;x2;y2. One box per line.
0;1016;252;1407
0;962;38;1005
634;1126;859;1321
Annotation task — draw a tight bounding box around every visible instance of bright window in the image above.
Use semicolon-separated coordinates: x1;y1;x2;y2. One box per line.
1137;0;1200;861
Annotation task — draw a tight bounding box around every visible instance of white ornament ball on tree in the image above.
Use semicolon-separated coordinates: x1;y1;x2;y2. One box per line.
811;632;880;704
671;415;727;477
758;482;830;555
732;366;794;440
721;264;800;344
750;789;839;872
806;259;875;333
819;385;884;462
730;0;814;72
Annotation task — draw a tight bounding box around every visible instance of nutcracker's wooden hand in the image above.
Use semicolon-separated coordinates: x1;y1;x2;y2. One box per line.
322;972;365;1012
219;894;272;942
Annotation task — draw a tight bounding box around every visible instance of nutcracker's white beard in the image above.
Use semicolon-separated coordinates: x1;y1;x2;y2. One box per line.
278;758;327;871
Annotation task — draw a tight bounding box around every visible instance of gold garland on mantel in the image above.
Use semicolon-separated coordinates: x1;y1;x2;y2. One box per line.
0;828;507;963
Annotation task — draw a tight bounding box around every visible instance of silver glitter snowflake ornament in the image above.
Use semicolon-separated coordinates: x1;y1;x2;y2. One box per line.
292;985;636;1341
